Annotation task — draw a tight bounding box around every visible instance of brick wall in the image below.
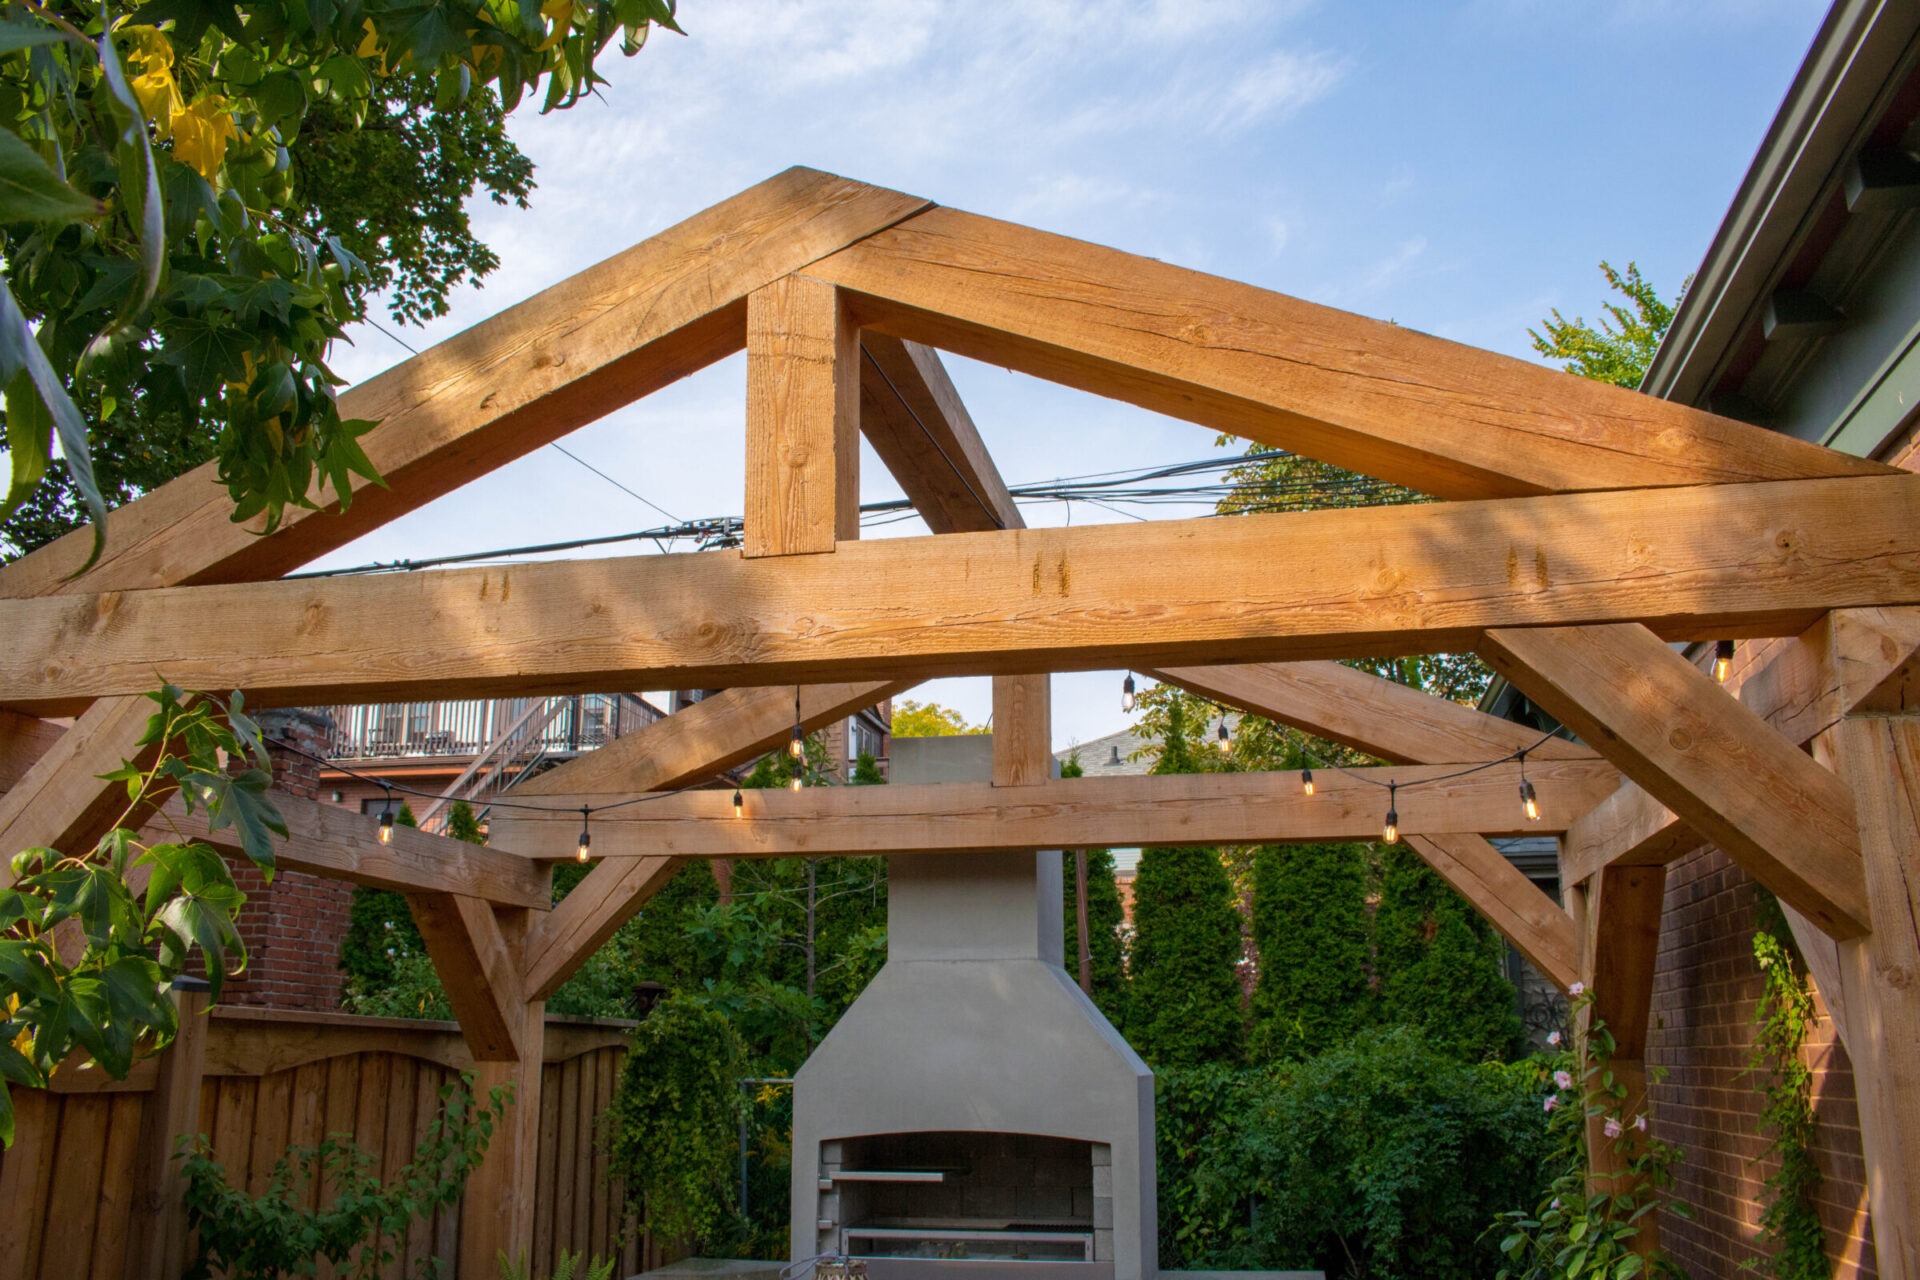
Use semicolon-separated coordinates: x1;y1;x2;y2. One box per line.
1648;844;1877;1276
221;708;356;1011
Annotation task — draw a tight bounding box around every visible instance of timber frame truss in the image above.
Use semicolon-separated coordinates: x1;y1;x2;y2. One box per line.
4;167;1920;1276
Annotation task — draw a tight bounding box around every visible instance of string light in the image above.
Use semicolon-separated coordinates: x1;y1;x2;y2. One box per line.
1713;639;1735;683
1301;767;1314;796
377;784;395;845
1121;673;1136;714
733;789;744;818
789;773;804;792
1215;717;1231;752
1519;751;1539;822
1382;783;1399;845
789;687;806;759
576;807;592;862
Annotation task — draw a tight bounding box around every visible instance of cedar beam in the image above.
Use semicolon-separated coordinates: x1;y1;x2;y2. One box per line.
15;473;1920;714
0;698;162;885
150;791;552;908
407;893;529;1061
1483;624;1868;939
517;680;915;1001
488;759;1623;861
744;274;861;556
859;332;1019;532
1552;609;1920;895
0;170;930;598
810;206;1891;501
0;708;65;795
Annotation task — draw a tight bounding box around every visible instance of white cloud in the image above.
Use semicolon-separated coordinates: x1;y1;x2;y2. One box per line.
1356;234;1429;295
1266;215;1290;256
1210;47;1349;131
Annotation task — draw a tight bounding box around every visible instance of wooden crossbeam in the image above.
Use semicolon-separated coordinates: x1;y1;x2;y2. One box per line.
1152;660;1583;991
807;205;1892;501
515;680;913;1000
744;274;861;556
13;473;1920;715
1150;661;1596;765
489;760;1621;861
407;894;529;1060
1483;624;1870;939
1557;607;1920;886
0;709;64;795
0;698;162;883
859;332;1018;533
151;792;551;909
0;169;930;598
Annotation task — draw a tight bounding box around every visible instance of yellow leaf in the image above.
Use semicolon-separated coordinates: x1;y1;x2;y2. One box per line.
538;0;572;49
122;26;184;137
170;97;239;182
356;18;380;57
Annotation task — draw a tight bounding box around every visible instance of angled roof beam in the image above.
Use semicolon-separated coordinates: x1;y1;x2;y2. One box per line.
12;473;1920;714
859;332;1020;532
1482;623;1870;939
807;205;1892;501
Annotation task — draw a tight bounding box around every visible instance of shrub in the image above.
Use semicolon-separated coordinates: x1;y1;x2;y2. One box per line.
1373;845;1525;1062
1249;842;1372;1061
1126;844;1246;1066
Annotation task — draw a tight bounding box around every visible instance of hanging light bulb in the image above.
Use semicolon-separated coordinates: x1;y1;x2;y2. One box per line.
377;785;395;845
1216;718;1231;752
1521;778;1540;822
1382;783;1399;845
1301;767;1315;797
1713;639;1735;683
576;808;592;862
733;788;745;818
789;773;804;793
789;686;806;758
1121;673;1136;714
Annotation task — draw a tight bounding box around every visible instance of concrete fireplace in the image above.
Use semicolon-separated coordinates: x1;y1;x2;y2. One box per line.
789;737;1156;1280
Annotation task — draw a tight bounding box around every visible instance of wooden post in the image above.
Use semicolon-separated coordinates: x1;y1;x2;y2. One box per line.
744;273;860;557
1812;716;1920;1278
1572;864;1666;1257
461;997;547;1279
126;977;210;1280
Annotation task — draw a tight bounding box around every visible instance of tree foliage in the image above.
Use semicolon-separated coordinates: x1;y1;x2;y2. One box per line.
1374;844;1524;1063
1062;846;1127;1022
889;698;986;738
1249;842;1372;1061
1529;261;1681;390
0;0;683;566
0;684;285;1145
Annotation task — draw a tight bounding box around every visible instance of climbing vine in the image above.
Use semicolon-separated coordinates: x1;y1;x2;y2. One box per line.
1745;895;1830;1278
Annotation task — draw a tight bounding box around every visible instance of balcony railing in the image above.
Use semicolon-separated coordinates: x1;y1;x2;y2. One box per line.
312;694;662;762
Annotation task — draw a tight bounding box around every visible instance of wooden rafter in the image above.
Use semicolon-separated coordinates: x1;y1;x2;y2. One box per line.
805;205;1892;500
487;760;1622;861
0;709;64;796
12;473;1920;715
1482;624;1869;939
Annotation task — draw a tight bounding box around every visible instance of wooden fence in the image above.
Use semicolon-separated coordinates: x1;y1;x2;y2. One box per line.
0;1006;663;1280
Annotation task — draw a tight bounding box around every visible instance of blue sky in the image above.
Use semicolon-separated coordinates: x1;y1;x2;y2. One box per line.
310;0;1830;751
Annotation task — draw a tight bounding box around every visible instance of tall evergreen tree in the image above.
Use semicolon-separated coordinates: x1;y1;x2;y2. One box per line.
1249;842;1373;1061
1126;700;1246;1066
1372;845;1525;1062
1063;847;1128;1023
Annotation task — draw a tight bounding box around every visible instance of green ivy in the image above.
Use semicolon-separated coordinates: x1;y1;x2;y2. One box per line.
182;1075;507;1280
605;996;748;1251
1744;895;1830;1278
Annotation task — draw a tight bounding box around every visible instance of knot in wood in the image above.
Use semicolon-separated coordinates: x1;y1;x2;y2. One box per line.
1885;964;1914;991
783;445;813;468
1667;727;1694;752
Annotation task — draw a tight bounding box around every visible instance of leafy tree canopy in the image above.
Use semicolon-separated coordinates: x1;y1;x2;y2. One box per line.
0;0;683;566
1529;261;1683;390
890;698;986;738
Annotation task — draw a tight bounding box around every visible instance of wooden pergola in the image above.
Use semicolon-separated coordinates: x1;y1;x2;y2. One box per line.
3;166;1918;1276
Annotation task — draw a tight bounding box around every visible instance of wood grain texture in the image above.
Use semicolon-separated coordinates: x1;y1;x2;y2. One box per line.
406;896;529;1062
1482;623;1869;939
1815;717;1920;1278
16;473;1920;714
1558;784;1697;888
495;759;1621;861
809;205;1892;500
0;169;931;598
150;789;551;907
1150;660;1595;765
993;674;1053;787
461;1000;547;1277
859;332;1019;532
1405;834;1579;991
512;679;914;1000
125;984;208;1280
0;709;66;795
0;698;159;883
744;274;861;555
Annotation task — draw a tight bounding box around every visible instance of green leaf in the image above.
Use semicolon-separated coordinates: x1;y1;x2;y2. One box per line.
0;277;105;569
2;368;50;525
0;18;74;54
0;129;102;224
97;29;165;307
1614;1255;1645;1279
